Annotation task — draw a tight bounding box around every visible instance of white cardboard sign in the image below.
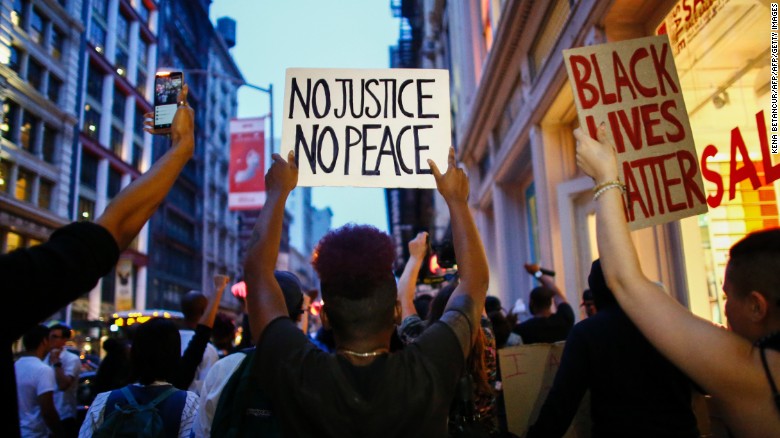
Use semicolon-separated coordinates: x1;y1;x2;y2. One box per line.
281;68;451;188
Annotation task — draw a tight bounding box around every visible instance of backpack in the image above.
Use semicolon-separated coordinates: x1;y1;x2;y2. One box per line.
210;349;281;437
93;386;178;438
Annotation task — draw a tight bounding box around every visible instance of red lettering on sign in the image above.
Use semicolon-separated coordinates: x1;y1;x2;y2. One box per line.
569;55;599;110
728;126;762;201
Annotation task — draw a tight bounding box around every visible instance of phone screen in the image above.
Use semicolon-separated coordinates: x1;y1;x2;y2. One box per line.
153;72;183;129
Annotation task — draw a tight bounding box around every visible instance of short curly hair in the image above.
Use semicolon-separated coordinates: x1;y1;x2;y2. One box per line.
312;224;397;341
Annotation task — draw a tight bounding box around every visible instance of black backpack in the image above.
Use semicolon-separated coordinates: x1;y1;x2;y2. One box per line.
210;349;281;437
93;386;178;438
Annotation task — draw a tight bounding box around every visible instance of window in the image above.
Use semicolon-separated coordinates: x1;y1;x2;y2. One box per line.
138;38;148;66
529;0;571;80
87;64;103;101
11;0;25;27
80;153;99;189
6;231;23;252
48;76;62;103
136;69;147;95
15;168;32;201
1;100;19;143
113;89;126;121
115;47;129;76
132;143;144;171
41;125;57;163
83;105;100;138
7;45;22;74
78;197;94;221
27;59;44;91
134;107;145;138
20;111;38;152
30;8;45;45
89;19;106;53
0;160;10;192
110;126;123;156
51;27;64;60
92;1;107;20
38;179;53;210
107;167;122;199
138;2;150;24
117;14;130;46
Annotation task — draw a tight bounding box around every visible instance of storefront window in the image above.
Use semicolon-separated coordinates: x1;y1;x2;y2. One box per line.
657;1;777;324
15;168;32;201
5;231;23;252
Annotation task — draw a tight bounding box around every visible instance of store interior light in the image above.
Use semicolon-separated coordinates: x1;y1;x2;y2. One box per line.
81;211;89;218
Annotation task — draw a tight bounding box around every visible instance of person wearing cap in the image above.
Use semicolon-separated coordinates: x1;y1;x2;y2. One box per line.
581;289;596;318
192;271;305;437
43;323;81;438
528;259;699;437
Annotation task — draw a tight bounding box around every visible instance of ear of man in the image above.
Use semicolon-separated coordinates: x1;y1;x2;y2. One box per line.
749;290;768;322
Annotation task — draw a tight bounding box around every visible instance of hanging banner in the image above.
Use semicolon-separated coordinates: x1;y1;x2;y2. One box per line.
655;0;730;56
229;117;266;210
114;258;134;312
280;68;451;188
563;34;708;230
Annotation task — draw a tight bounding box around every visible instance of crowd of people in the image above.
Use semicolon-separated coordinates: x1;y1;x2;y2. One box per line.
5;83;779;437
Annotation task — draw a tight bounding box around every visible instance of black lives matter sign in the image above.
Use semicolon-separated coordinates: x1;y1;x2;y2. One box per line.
564;35;708;230
281;68;451;188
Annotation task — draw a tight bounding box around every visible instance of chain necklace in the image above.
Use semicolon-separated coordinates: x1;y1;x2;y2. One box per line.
337;348;389;358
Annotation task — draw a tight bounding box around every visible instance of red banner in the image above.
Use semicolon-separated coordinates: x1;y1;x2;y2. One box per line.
229;117;266;210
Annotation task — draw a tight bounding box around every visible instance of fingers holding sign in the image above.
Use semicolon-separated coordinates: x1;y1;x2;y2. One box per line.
266;150;299;195
428;147;469;204
574;124;619;185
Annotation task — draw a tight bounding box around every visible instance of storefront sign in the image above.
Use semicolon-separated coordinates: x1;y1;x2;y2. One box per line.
280;68;451;188
229;117;266;210
114;258;134;312
656;0;730;56
564;34;708;230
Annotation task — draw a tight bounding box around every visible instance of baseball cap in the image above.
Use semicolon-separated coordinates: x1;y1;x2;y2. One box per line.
275;271;304;318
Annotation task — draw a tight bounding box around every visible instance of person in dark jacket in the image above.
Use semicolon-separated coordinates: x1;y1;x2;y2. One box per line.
527;259;699;437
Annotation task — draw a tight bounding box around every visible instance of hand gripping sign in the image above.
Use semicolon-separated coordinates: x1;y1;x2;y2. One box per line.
281;68;451;188
564;35;708;230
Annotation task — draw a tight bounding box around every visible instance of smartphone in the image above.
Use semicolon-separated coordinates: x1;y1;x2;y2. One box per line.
153;71;183;129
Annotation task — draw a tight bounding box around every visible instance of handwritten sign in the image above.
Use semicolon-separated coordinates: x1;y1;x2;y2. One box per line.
280;68;451;188
499;343;588;437
564;35;708;230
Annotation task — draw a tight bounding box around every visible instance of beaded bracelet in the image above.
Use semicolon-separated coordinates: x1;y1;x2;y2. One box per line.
592;179;624;193
593;182;625;201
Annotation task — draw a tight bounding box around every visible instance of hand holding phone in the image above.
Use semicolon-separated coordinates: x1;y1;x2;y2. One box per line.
153;71;184;131
144;83;193;146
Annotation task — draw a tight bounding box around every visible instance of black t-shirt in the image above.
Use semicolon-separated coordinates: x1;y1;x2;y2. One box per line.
514;302;574;344
2;222;119;437
256;305;474;437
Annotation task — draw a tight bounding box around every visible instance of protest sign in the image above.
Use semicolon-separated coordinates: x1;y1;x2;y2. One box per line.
499;343;589;437
229;117;266;210
280;68;451;188
564;35;708;230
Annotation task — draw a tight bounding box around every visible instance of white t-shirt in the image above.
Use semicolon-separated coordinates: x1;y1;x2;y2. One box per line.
16;356;57;437
44;349;81;420
192;353;247;437
179;329;219;395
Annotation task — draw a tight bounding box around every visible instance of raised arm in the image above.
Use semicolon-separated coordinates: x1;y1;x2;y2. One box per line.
573;126;761;399
397;231;428;319
525;263;568;305
96;85;195;250
428;148;489;335
244;151;298;345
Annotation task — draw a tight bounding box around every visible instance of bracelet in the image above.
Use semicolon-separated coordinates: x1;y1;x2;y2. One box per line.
593;183;625;201
592;179;624;193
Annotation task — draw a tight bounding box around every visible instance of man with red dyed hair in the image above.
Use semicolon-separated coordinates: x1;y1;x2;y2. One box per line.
243;148;489;436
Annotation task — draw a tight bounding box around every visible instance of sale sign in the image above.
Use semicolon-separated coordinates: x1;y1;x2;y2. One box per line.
564;35;708;230
280;68;451;188
229;117;266;211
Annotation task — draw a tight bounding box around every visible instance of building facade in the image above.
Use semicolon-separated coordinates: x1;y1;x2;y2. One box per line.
423;0;776;324
287;186;332;291
1;0;85;260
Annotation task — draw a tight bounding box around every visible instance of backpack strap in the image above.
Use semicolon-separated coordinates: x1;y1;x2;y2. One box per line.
118;386;178;410
119;386;139;409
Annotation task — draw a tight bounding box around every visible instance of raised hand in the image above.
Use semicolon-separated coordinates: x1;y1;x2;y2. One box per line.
428;147;469;204
266;150;298;195
144;84;194;143
574;124;619;184
408;231;428;261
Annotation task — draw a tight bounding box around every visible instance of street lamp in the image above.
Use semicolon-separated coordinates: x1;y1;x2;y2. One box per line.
160;68;275;152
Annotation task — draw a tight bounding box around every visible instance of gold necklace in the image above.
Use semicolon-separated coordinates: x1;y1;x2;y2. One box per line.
337;348;389;358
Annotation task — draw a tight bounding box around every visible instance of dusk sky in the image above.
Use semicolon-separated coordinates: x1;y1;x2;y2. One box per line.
210;0;398;232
